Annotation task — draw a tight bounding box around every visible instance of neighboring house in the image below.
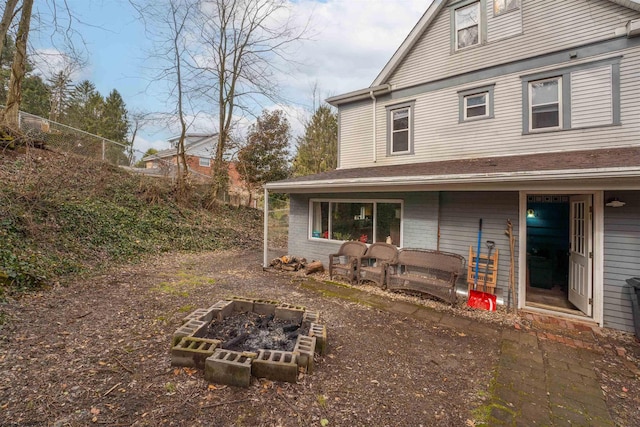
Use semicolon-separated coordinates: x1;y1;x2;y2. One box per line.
265;0;640;333
142;133;258;207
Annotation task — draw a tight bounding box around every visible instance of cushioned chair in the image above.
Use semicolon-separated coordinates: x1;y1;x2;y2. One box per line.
357;242;398;288
329;241;367;284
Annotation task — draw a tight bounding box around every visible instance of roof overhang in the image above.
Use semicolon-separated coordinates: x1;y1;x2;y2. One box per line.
326;84;391;106
266;166;640;193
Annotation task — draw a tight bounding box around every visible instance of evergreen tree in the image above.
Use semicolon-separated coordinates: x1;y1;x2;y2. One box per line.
292;104;337;177
21;75;49;117
237;109;291;205
67;80;103;134
101;89;128;142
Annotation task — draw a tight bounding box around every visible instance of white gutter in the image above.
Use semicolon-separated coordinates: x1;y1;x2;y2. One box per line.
266;166;640;191
370;90;377;163
327;84;390;106
263;187;269;268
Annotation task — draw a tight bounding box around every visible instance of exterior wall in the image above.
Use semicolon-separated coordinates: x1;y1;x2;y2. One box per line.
186;156;213;176
339;48;640;169
288;192;440;266
338;100;374;168
603;190;640;332
388;0;638;88
438;191;520;298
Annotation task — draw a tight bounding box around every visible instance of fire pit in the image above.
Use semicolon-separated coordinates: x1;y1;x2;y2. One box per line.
170;297;327;387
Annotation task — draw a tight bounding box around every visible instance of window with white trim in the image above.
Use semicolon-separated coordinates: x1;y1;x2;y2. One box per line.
465;92;488;119
494;0;519;16
391;107;410;154
199;157;211;167
455;1;481;50
310;200;402;246
529;77;562;131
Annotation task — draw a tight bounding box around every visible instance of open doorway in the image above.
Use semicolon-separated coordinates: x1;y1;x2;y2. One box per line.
525;194;582;314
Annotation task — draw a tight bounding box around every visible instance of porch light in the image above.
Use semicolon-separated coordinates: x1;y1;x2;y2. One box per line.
606;198;626;208
527;209;536;218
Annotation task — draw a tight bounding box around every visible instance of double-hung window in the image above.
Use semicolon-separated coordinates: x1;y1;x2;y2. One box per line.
387;101;414;155
455;1;481;50
458;84;494;122
199;157;211;167
529;77;561;131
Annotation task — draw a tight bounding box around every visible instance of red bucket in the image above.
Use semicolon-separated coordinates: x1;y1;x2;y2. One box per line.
467;290;497;311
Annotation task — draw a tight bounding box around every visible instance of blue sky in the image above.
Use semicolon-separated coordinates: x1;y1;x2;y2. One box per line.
30;0;431;158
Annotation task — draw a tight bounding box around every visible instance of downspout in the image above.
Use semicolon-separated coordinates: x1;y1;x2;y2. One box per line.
370;90;377;163
263;187;269;269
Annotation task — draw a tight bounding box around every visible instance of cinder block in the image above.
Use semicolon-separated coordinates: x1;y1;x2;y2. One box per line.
309;323;327;355
205;349;253;388
294;335;316;373
171;337;221;369
251;350;298;384
275;303;305;323
182;308;211;324
302;311;320;328
230;296;255;312
172;319;207;347
252;299;280;315
207;300;234;321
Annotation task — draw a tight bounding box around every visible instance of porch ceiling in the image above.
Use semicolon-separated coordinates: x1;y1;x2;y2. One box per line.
266;147;640;193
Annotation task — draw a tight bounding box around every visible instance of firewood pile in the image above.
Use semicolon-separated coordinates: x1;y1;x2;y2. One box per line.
269;255;324;275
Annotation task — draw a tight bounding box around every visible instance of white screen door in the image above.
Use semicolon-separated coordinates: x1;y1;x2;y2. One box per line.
568;195;592;315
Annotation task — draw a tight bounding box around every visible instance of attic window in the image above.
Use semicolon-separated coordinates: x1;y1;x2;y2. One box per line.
455;1;480;50
494;0;519;16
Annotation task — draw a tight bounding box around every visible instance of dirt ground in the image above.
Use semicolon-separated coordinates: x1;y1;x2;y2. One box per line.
0;249;638;426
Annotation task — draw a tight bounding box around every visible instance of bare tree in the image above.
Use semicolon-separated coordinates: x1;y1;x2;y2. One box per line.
0;0;19;60
4;0;33;127
131;0;199;196
197;0;307;198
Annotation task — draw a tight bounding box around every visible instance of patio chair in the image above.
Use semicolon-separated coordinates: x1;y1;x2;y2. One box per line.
329;241;368;284
357;242;398;288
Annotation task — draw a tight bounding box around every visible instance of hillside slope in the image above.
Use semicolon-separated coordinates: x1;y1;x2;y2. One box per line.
0;148;263;295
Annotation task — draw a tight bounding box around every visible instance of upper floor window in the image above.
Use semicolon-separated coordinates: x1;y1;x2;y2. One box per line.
455;1;481;50
199;157;211;167
386;101;414;156
529;77;561;131
494;0;519;16
458;84;495;123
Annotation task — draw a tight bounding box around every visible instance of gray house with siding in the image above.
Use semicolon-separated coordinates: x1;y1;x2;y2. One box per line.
264;0;640;333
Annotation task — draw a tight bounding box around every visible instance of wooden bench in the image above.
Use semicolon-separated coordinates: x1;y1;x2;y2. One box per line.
386;249;465;305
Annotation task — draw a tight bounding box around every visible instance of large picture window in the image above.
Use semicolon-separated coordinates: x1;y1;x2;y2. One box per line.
310;200;402;246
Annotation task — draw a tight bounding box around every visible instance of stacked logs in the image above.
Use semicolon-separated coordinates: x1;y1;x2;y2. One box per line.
269;255;324;275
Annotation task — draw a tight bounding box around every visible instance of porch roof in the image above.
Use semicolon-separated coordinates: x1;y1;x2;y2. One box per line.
266;146;640;193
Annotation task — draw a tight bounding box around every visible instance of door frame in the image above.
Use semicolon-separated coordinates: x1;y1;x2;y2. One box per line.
518;191;604;326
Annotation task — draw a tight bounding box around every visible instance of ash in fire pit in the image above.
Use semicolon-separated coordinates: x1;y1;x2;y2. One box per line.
205;312;309;352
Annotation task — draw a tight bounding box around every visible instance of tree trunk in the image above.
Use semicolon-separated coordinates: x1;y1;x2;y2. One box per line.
4;0;34;128
0;0;19;61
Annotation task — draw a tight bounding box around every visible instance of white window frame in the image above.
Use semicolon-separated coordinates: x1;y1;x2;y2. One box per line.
528;77;562;132
308;199;404;247
493;0;519;16
199;157;211;167
386;101;415;156
464;92;489;120
455;1;481;51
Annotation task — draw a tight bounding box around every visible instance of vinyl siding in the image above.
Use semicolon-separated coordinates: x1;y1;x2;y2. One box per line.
338;100;373;168
339;49;640;169
388;0;638;88
571;65;613;128
486;1;523;43
603;190;640;332
439;192;520;299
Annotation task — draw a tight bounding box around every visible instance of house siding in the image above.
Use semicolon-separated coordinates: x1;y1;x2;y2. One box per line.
338;100;373;168
339;48;640;169
438;192;520;298
486;2;522;43
571;65;614;128
603;190;640;332
388;0;638;89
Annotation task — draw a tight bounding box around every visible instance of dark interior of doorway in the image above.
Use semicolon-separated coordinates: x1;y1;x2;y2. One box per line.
525;195;578;312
